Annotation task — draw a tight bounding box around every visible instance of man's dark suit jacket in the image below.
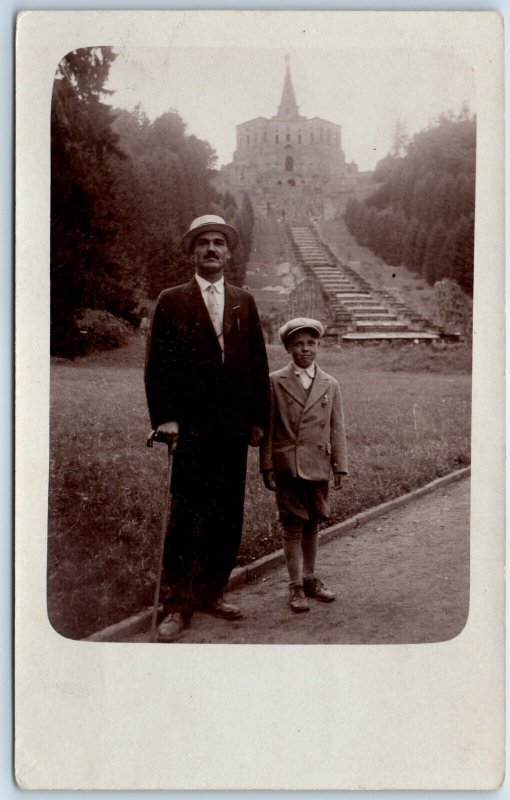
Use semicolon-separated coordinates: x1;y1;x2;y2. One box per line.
144;276;270;602
145;276;269;440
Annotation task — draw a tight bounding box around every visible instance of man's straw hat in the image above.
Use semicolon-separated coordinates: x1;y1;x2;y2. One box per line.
181;214;240;255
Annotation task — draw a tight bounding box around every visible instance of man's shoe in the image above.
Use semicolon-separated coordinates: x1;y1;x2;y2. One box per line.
289;586;310;613
204;598;243;620
157;612;185;642
303;577;336;603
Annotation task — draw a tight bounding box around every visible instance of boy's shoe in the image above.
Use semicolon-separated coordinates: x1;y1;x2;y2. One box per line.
303;577;336;603
289;586;310;613
157;612;185;642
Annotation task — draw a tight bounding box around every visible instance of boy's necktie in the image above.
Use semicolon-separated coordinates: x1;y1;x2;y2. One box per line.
296;368;313;389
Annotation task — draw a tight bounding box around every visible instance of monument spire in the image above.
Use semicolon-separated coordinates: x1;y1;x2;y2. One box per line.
276;56;299;119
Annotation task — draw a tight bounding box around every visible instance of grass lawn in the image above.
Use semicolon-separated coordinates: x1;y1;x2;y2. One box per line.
48;336;471;639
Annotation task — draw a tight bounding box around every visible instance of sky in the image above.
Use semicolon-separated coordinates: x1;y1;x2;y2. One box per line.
105;46;475;172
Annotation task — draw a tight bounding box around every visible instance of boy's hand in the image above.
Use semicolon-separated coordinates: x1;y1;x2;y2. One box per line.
333;473;343;490
262;470;277;491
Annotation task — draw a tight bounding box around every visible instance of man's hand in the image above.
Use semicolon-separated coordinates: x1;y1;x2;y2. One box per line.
262;470;277;491
333;472;343;490
156;421;179;453
249;425;265;447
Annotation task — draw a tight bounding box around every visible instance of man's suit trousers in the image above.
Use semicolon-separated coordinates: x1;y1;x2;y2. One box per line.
162;425;248;608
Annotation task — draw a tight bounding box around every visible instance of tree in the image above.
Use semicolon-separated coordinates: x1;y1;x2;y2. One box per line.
219;191;255;287
413;225;429;274
373;154;397;184
402;216;420;270
111;108;222;299
443;215;474;294
344;113;476;295
51;47;131;355
411;172;437;224
434;278;472;335
52;49;231;355
432;174;457;226
422;222;448;285
383;208;406;265
392;117;409;158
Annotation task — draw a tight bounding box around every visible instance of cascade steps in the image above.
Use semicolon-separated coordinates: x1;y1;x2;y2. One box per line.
287;225;440;341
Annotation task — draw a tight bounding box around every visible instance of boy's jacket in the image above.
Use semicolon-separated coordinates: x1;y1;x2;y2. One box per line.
260;362;348;481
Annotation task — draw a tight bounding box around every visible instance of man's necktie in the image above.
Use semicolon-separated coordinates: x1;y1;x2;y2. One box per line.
206;284;222;337
206;284;224;361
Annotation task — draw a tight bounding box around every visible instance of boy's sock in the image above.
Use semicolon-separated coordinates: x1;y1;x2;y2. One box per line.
302;522;319;579
283;533;303;587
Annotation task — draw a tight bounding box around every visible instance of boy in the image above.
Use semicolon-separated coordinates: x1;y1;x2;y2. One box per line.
260;317;348;612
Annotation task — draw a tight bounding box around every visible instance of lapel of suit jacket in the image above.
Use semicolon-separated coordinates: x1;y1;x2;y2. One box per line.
223;283;240;339
304;365;330;411
277;363;307;407
183;277;220;344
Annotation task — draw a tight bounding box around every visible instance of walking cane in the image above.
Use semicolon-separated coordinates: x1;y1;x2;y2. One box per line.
147;429;175;643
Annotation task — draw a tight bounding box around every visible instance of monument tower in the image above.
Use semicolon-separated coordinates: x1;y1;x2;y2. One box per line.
220;58;358;221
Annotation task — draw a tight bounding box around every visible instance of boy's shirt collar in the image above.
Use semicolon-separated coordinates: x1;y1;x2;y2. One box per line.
291;360;316;379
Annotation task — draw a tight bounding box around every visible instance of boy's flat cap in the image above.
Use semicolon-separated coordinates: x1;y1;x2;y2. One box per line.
279;317;324;345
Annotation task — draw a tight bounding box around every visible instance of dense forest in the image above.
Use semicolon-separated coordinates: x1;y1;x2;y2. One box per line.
51;47;254;356
51;48;476;356
344;113;476;296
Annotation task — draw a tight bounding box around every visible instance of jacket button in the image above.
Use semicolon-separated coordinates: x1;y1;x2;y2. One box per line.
320;422;325;428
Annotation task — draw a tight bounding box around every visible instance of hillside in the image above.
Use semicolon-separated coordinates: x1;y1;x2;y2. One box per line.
243;217;305;316
243;213;440;329
317;218;437;323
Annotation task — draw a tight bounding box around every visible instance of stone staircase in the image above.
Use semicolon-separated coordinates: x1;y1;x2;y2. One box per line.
287;225;440;341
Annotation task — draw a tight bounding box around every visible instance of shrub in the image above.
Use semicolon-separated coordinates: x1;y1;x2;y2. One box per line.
75;309;131;352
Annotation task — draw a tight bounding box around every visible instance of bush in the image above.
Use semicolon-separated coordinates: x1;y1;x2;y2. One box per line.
75;309;131;352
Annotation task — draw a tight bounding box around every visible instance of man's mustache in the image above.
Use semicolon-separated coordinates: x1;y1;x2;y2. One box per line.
204;251;219;259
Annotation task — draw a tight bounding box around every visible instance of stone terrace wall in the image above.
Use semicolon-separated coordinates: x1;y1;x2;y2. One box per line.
285;277;335;330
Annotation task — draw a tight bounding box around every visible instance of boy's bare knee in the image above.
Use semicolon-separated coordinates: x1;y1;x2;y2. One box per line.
303;521;319;538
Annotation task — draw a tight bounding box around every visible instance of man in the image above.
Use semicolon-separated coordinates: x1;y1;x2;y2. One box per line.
145;214;270;642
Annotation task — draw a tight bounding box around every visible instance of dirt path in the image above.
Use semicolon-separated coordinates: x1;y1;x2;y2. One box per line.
131;478;469;645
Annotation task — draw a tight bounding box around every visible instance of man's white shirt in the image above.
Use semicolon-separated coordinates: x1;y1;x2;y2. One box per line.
195;273;225;354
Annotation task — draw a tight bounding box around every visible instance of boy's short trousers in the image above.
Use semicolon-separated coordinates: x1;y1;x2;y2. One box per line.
275;475;330;524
